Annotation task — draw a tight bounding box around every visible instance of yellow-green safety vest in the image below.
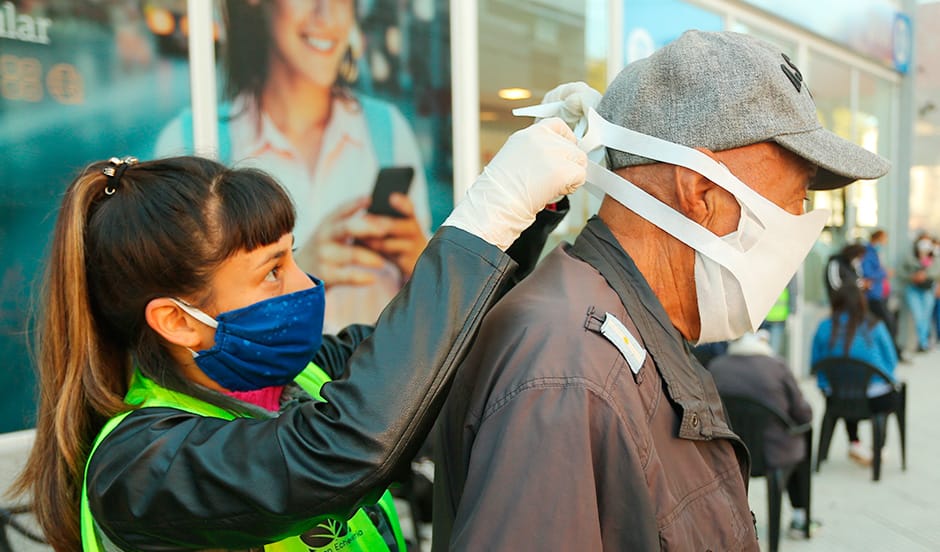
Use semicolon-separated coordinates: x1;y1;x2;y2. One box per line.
765;287;790;323
80;363;406;552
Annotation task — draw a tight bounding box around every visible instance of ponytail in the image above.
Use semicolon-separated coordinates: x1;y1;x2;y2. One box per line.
12;165;129;551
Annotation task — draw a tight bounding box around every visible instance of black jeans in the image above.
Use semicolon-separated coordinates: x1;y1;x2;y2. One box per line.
844;391;899;442
784;456;811;509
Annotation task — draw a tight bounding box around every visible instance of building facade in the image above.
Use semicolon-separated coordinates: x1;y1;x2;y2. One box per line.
0;0;923;432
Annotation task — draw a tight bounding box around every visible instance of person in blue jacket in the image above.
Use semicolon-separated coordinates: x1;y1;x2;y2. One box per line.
861;229;903;359
812;284;899;466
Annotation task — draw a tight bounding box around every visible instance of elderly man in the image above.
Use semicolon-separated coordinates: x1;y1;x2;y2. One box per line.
432;31;889;551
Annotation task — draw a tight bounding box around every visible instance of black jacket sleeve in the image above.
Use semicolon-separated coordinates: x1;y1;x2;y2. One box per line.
315;202;567;381
313;324;374;380
87;227;517;551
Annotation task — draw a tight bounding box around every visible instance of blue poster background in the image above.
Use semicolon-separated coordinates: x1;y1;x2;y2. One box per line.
0;1;191;432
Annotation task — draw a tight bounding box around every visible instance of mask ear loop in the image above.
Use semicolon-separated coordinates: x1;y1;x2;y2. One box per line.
169;298;219;329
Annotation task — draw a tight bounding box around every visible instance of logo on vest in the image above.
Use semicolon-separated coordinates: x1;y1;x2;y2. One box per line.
299;518;365;552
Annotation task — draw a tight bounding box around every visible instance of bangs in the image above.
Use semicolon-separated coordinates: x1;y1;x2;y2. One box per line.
211;167;296;258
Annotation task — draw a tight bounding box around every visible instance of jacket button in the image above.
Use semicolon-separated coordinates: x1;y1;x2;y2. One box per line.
691;413;699;428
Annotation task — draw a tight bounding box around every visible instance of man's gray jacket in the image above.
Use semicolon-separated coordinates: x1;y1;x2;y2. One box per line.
433;217;759;551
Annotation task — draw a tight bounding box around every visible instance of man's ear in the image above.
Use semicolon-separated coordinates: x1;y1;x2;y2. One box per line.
674;147;738;232
145;298;203;349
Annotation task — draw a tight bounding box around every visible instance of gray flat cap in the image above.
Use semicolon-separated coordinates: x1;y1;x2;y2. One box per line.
597;30;890;190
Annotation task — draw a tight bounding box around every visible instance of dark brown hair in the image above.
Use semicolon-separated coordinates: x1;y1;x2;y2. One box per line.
828;283;875;355
11;156;295;550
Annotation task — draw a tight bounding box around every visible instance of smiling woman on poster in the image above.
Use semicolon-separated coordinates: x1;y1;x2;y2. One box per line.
156;0;430;332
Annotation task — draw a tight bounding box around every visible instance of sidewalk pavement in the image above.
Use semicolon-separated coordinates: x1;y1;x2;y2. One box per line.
748;347;940;552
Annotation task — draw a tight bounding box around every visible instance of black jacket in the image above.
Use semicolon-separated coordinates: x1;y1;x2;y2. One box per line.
87;207;565;551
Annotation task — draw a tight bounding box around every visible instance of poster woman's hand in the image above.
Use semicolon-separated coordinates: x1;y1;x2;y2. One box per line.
353;192;428;280
296;197;386;288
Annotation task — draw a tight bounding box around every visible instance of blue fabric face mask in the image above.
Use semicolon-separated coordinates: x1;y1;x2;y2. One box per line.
170;276;325;391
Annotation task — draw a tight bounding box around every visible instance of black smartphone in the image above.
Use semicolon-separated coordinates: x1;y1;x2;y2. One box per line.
367;167;415;218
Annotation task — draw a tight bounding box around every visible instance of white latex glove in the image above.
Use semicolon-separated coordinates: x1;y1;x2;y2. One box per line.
539;81;602;131
443;118;586;250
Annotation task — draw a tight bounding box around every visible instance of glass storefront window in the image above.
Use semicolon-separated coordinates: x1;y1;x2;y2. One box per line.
909;165;940;231
730;21;797;59
855;71;895;230
801;51;852;304
0;2;192;432
622;0;723;64
806;51;852;233
478;0;603;163
478;0;607;243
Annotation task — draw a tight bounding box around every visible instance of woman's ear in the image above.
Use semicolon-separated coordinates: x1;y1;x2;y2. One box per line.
674;147;739;235
145;298;203;349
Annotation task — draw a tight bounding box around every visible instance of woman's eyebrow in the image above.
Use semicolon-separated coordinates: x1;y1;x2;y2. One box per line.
254;247;289;270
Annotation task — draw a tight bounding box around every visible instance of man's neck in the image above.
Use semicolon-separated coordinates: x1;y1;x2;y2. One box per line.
597;200;700;341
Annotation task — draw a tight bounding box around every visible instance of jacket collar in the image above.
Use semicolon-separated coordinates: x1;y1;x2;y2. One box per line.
569;216;736;441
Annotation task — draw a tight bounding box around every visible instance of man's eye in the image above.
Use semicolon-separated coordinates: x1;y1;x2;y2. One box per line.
265;266;280;282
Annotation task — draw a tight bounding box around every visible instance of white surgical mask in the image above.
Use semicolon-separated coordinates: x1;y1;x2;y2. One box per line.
917;238;933;256
515;104;830;344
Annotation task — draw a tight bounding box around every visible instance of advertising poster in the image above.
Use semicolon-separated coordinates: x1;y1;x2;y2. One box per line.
156;0;454;333
0;0;453;431
0;0;191;432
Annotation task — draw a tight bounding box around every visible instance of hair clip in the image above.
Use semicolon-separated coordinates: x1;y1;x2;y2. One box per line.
102;156;138;195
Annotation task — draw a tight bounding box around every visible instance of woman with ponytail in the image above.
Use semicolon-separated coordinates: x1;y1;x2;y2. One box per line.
11;115;586;550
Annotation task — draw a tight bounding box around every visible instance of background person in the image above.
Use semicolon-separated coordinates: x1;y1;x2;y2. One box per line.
933;236;940;342
899;233;939;352
709;331;817;539
825;243;869;300
13;117;585;551
812;284;900;466
156;0;430;332
862;229;904;359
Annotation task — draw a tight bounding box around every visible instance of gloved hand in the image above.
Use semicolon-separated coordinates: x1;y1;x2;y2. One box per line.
539;81;602;131
442;118;586;250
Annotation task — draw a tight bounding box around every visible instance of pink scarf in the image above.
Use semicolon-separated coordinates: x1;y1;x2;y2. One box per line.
225;386;285;413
